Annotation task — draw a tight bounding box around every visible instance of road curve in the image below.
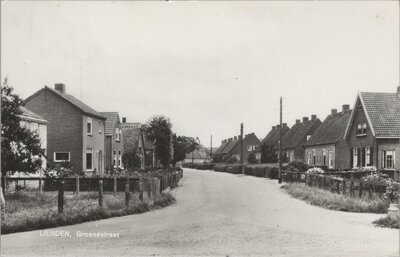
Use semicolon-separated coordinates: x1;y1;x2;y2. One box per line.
1;168;399;257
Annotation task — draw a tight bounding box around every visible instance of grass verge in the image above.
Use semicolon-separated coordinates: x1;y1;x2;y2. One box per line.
373;216;399;229
281;182;389;213
1;191;176;235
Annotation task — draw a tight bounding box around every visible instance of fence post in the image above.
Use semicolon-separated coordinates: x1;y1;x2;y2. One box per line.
113;177;117;197
75;177;80;195
98;180;103;208
125;178;130;208
58;180;64;214
359;182;363;198
342;180;347;195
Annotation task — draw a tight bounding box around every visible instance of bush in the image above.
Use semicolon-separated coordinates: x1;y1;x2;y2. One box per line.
288;160;308;172
373;215;399;229
384;181;400;204
227;156;238;164
306;167;325;174
247;152;258;164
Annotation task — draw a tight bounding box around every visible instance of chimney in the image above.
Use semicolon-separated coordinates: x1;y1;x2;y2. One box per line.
331;109;338;115
302;117;309;122
283;123;287;127
272;126;276;130
55;83;65;93
342;104;350;112
311;114;317;121
122;117;126;123
296;119;301;124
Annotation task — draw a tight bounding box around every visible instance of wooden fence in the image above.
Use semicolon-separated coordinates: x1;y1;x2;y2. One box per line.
282;170;388;198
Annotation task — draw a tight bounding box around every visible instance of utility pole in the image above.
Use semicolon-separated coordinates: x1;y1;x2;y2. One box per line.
210;134;213;163
240;123;244;174
279;97;283;184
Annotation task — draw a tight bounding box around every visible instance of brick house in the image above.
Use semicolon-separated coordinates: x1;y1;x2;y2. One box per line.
121;119;155;169
304;105;352;170
99;112;124;172
214;133;261;163
24;84;106;176
260;123;289;162
18;106;48;171
274;115;322;163
343;87;400;179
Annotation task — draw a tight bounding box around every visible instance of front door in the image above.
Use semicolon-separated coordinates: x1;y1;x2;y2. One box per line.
328;151;334;169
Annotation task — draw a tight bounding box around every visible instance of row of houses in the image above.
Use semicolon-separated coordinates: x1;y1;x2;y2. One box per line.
215;86;400;179
214;132;261;163
19;84;155;176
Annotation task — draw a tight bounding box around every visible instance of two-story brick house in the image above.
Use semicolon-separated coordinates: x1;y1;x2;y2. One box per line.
99;112;124;173
274;115;322;163
344;87;400;179
24;84;106;176
304;105;352;170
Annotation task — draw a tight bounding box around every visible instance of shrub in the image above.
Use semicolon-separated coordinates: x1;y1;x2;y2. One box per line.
288;160;308;172
373;215;399;229
384;181;400;204
247;152;258;164
227;156;238;164
306;167;325;174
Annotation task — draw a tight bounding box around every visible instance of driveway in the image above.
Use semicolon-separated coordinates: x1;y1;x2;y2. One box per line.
1;168;398;257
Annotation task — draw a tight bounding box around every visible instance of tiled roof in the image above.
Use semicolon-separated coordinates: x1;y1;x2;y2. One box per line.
261;126;290;147
221;138;239;154
99;112;120;136
305;111;351;146
25;86;106;120
360;92;400;138
19;106;47;123
277;119;321;149
214;140;229;155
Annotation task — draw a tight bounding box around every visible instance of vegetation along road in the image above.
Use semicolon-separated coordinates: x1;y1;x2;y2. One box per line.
1;168;398;257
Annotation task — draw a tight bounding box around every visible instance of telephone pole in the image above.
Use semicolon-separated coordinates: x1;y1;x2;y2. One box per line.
278;97;283;184
240;123;244;174
210;134;213;163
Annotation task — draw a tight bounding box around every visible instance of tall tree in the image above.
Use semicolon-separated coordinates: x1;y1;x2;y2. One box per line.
260;143;278;163
144;115;172;168
171;134;199;166
1;79;44;177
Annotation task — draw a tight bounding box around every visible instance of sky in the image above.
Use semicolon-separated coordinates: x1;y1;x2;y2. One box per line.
1;1;399;148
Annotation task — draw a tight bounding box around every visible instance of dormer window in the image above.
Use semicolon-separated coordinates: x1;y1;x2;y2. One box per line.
87;118;93;135
356;123;367;136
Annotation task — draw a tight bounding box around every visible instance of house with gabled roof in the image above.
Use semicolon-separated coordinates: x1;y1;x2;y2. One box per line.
99;112;124;172
214;133;261;163
24;84;106;176
121;118;155;169
344;87;400;179
274;115;321;163
259;123;289;162
304;105;352;170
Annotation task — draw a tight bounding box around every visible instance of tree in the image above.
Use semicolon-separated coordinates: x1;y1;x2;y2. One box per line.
171;134;199;166
247;152;258;164
144;115;173;168
1;79;44;178
122;149;142;171
260;143;278;163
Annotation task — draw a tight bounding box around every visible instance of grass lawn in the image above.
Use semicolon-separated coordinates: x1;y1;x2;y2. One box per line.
281;182;389;213
1;190;175;234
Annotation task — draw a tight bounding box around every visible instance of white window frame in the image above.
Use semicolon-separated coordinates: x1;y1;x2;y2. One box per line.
247;145;252;152
98;121;102;134
383;150;395;169
353;148;358;168
113;149;117;168
356;123;367;136
365;147;371;166
307;152;311;165
87;118;93;135
54;152;70;162
328;151;334;169
86;148;93;171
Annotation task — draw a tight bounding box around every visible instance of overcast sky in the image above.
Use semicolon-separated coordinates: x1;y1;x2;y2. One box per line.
1;1;399;147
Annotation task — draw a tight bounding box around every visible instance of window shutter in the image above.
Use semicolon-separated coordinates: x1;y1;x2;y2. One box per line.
357;148;361;167
350;148;353;168
369;147;373;166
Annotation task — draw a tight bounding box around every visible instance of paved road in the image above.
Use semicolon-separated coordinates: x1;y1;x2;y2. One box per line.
1;168;399;257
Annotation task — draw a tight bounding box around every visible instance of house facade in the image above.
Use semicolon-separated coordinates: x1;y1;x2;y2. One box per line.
99;112;124;173
304;105;352;170
274;115;321;163
260;123;289;162
121;119;155;169
24;84;106;176
214;133;261;163
18;106;48;171
344;87;400;180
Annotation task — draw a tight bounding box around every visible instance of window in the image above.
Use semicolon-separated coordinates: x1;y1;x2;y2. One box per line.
306;135;311;141
115;128;121;142
365;147;371;166
328;151;334;169
247;145;252;152
352;148;359;168
356;123;367;136
118;150;122;167
98;121;102;134
312;149;316;165
54;152;70;162
322;149;326;165
113;149;117;167
382;150;395;169
307;152;311;165
87;118;93;135
290;152;294;162
86;148;93;170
